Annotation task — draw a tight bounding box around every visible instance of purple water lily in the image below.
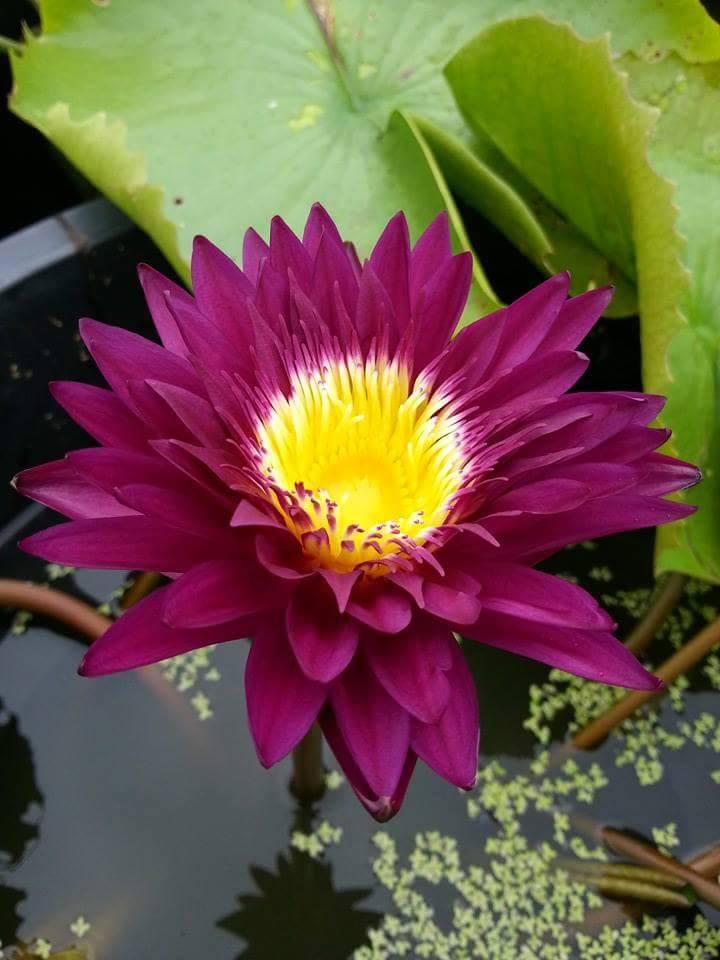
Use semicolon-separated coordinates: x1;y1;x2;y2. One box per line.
16;205;698;819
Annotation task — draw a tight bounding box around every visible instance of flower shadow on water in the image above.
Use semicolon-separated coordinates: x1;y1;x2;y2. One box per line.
217;805;381;960
0;696;44;945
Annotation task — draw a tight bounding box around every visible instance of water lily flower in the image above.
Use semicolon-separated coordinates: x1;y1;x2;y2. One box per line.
16;206;699;820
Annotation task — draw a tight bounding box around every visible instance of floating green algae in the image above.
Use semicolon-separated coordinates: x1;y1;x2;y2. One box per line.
350;557;720;958
524;577;720;786
354;830;720;959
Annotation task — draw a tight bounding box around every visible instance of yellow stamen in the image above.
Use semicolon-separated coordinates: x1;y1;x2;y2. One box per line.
256;354;465;573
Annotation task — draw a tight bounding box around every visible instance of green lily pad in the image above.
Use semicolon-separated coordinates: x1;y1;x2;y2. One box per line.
622;55;720;580
417;117;639;316
417;0;720;312
447;16;720;581
11;0;506;312
13;0;718;311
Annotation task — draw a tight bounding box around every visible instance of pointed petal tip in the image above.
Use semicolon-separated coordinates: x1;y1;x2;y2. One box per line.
191;234;212;252
387;209;409;229
688;468;703;489
77;648;107;678
136;261;155;282
17;533;39;557
622;670;663;693
367;797;399;823
77;316;98;341
255;747;275;770
422;208;449;235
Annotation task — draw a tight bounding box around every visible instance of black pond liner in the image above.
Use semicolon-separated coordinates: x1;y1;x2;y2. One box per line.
0;201;717;957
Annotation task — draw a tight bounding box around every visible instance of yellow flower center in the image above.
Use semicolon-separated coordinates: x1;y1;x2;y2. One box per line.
256;355;465;573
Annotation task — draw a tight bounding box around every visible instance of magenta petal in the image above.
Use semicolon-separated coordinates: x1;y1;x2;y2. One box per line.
191;236;254;340
317;568;360;612
490;272;569;372
149;439;234;505
355;263;396;347
411;639;479;790
409;211;452;305
137;263;193;356
330;655;410;798
245;623;325;767
479;350;589;414
423;574;482;625
231;499;283;529
540;285;614;354
14;459;136;520
163;558;282;628
67;448;185;496
490;478;591;515
79;317;200;400
286;578;360;682
20;517;216;572
388;570;425;607
413;252;473;371
430;305;506;389
347;584;412;634
637;454;701;496
146;380;227;447
302;202;344;257
242;227;270;285
494;495;695;563
269;216;314;290
166;291;248;376
310;228;360;323
79;585;252;676
365;617;452;723
50;381;150;451
369;212;411;332
464;611;662;690
255;531;311;580
475;563;613;630
320;706;416;821
124;379;191;440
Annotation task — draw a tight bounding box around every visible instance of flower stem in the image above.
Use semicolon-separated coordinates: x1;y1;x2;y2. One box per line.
290;723;326;802
566;869;693;909
688;843;720;879
120;571;163;610
600;827;720;910
624;573;687;656
557;859;688;889
0;579;109;642
571;614;720;749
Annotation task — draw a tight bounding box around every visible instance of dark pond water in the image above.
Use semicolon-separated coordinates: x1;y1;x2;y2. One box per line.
2;514;719;958
1;218;718;959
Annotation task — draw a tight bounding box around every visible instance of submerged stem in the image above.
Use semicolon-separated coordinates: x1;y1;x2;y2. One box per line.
0;579;110;642
571;615;720;750
290;723;326;802
569;873;692;909
600;827;720;910
558;859;688;889
624;573;688;656
120;571;163;610
688;843;720;879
